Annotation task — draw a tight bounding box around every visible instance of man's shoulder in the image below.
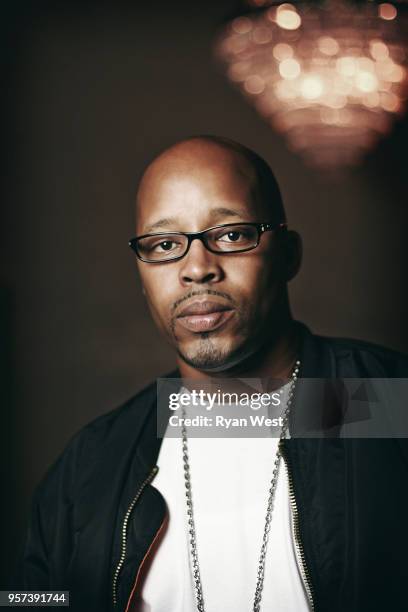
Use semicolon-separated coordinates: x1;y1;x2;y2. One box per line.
71;368;178;446
37;370;178;496
314;330;408;377
80;377;157;435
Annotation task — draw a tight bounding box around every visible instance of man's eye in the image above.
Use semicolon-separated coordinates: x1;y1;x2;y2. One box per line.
154;240;178;252
218;231;245;242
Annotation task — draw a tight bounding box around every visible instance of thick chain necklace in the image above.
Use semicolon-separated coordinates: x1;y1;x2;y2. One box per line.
181;360;301;612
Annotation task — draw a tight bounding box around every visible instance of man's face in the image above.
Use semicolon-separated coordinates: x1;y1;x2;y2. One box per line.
135;147;290;372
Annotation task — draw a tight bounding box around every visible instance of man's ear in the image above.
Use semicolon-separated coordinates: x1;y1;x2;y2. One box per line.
283;230;302;282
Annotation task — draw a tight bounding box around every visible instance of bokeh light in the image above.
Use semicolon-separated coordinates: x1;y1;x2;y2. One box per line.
279;58;301;79
276;5;302;30
273;43;294;60
379;3;398;20
244;75;266;94
301;76;324;99
318;36;340;56
216;0;408;168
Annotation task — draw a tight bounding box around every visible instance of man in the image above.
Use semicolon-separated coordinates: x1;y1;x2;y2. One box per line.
16;136;408;612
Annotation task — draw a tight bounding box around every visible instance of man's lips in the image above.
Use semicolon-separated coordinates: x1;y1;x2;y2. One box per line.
177;300;231;317
176;300;235;333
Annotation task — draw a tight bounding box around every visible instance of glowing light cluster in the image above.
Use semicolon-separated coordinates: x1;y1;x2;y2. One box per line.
216;0;408;167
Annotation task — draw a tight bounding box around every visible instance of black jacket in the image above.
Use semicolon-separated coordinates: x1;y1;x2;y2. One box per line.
15;323;408;612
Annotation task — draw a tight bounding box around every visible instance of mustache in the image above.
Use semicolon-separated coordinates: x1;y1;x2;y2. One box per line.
171;289;237;314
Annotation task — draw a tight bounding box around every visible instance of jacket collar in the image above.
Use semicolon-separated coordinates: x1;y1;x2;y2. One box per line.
297;321;337;378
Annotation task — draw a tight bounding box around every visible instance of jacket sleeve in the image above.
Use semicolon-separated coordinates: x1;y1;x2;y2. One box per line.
14;482;52;589
12;426;88;590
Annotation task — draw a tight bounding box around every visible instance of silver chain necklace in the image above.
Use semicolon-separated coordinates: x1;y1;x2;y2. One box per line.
181;360;301;612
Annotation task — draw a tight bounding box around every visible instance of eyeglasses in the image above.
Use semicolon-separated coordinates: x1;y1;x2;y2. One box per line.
129;221;287;263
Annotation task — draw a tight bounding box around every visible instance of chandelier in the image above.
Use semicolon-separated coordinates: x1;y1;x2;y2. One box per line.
215;0;408;168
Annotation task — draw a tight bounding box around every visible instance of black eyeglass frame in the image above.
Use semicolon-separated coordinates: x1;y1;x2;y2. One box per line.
129;221;287;263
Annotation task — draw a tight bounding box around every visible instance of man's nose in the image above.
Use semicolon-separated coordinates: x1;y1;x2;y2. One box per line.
178;238;224;285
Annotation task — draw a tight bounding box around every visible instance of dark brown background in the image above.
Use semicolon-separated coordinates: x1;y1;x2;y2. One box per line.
2;0;408;584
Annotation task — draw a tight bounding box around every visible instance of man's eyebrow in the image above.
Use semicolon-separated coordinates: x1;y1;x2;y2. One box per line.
143;217;178;233
209;206;248;220
142;207;248;234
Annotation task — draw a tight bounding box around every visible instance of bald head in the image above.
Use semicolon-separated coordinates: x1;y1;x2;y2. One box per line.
136;135;285;227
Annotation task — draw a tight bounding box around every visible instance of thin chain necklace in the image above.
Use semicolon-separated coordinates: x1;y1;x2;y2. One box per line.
181;360;301;612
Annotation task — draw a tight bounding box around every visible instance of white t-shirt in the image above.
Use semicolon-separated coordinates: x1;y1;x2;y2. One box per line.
138;385;310;611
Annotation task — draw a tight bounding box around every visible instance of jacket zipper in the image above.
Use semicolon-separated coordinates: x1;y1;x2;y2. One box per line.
112;465;159;608
124;515;167;612
280;441;315;611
